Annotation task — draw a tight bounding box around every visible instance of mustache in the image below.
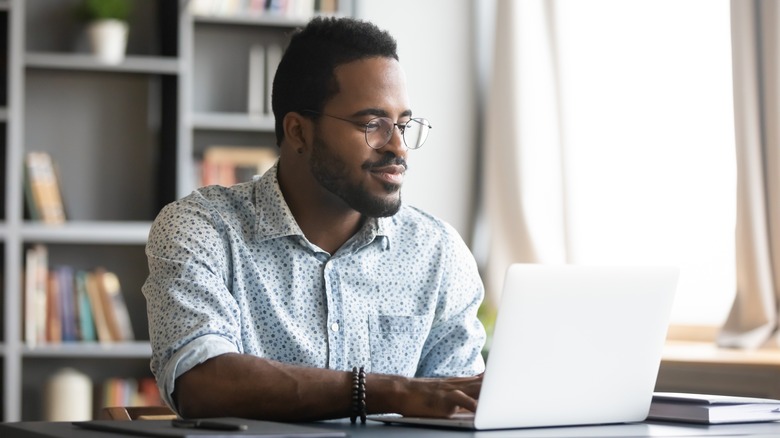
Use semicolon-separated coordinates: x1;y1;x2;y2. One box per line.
363;153;408;171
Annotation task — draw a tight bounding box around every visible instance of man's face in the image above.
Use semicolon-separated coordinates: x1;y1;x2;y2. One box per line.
308;57;411;218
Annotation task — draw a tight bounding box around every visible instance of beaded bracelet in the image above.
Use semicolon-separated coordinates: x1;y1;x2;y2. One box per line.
350;366;366;424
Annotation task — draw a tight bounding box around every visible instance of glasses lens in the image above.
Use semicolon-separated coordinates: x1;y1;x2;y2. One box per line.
365;117;394;149
403;118;431;150
364;117;431;149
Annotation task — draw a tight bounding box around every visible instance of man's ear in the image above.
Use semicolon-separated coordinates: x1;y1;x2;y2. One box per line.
282;112;311;153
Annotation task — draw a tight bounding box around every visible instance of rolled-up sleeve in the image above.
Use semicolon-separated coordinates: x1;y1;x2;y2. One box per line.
142;197;243;411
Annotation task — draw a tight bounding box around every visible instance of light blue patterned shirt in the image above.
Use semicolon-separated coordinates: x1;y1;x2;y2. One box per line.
142;163;486;410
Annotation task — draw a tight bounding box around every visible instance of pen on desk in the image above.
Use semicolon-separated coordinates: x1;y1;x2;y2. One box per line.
171;419;248;431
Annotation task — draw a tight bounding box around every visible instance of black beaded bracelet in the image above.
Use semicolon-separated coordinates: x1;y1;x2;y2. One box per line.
350;366;366;424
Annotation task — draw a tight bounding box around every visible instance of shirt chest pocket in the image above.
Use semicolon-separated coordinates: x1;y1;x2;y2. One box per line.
368;314;430;377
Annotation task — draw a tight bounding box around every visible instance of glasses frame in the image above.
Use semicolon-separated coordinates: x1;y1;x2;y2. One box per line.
301;110;432;150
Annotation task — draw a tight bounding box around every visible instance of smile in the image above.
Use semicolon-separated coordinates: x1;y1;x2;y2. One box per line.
370;164;405;185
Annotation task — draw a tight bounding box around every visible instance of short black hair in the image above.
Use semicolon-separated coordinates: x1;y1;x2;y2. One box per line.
271;16;399;145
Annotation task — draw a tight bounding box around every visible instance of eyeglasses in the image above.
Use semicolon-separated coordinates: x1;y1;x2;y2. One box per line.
302;110;432;150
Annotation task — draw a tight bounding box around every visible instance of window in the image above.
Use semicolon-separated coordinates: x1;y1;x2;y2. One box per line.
555;0;736;325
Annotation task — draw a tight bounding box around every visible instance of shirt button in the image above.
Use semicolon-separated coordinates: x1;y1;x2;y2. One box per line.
331;323;340;332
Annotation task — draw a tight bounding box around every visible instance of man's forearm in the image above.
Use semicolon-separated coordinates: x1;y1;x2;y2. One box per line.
175;353;353;421
174;352;482;421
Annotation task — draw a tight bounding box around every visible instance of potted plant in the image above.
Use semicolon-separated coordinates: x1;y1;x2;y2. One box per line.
77;0;132;64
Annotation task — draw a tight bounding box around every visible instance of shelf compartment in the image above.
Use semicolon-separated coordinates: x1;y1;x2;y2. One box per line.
21;356;154;421
20;242;150;344
25;53;180;75
25;0;179;58
193;24;290;114
25;70;175;221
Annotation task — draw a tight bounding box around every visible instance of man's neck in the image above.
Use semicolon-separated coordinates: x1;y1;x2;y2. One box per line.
277;164;364;254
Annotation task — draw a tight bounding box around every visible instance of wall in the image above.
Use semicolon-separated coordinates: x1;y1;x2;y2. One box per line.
355;0;479;242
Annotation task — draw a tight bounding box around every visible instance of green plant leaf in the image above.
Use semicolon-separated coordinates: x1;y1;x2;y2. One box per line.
78;0;132;22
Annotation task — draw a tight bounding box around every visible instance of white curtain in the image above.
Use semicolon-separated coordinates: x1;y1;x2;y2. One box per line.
481;0;567;306
718;0;780;349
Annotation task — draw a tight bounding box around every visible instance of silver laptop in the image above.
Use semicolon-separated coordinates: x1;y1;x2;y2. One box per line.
369;263;679;430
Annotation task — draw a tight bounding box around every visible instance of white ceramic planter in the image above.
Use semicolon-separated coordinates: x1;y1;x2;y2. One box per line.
87;19;128;64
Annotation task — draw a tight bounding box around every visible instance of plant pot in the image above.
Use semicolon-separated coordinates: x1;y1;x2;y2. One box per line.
87;19;128;64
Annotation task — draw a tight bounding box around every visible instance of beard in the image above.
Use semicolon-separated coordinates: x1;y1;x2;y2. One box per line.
309;136;405;218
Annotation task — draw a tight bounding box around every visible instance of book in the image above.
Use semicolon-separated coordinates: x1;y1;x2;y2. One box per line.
138;377;165;407
24;244;48;346
94;268;135;342
318;0;338;14
201;146;277;187
189;0;220;15
25;151;66;224
248;44;266;115
55;266;79;342
291;0;315;19
75;270;97;342
649;392;780;424
24;246;40;345
45;269;62;343
85;271;112;343
23;163;40;220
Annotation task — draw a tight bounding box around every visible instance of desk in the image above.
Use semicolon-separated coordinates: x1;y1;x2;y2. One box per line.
3;419;780;438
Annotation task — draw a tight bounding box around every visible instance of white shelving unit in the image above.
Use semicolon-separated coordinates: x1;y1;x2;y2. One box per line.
0;0;353;422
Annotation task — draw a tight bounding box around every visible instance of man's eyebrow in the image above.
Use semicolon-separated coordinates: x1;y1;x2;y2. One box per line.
351;108;414;118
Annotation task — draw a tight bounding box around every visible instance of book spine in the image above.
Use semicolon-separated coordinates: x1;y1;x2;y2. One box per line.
34;245;49;344
85;271;112;343
95;268;135;342
56;266;79;342
24;246;40;346
46;270;62;343
76;270;97;342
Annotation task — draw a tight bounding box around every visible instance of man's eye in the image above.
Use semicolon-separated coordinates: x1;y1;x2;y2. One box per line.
365;121;382;131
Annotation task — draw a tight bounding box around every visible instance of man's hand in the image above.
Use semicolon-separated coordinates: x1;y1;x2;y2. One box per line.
367;373;483;418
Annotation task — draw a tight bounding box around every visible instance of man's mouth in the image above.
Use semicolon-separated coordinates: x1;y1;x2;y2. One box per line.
365;156;408;186
370;164;406;185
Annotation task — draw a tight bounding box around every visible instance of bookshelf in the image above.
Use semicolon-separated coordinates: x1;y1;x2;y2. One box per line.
1;0;354;422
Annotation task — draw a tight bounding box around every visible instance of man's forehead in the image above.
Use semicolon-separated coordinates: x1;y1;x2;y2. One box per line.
328;57;410;112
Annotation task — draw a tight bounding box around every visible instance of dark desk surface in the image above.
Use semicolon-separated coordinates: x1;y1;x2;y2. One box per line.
3;419;780;438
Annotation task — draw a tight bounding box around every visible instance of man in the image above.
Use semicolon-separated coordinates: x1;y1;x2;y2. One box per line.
143;16;485;422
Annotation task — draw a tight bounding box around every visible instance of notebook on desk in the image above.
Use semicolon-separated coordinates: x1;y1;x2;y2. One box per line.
369;263;679;430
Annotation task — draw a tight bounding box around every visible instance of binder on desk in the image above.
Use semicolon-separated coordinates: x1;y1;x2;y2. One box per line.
649;392;780;424
72;418;347;437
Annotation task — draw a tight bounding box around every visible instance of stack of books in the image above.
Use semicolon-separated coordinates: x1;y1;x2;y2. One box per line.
100;377;164;410
649;392;780;424
199;146;277;187
190;0;341;18
24;244;135;346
